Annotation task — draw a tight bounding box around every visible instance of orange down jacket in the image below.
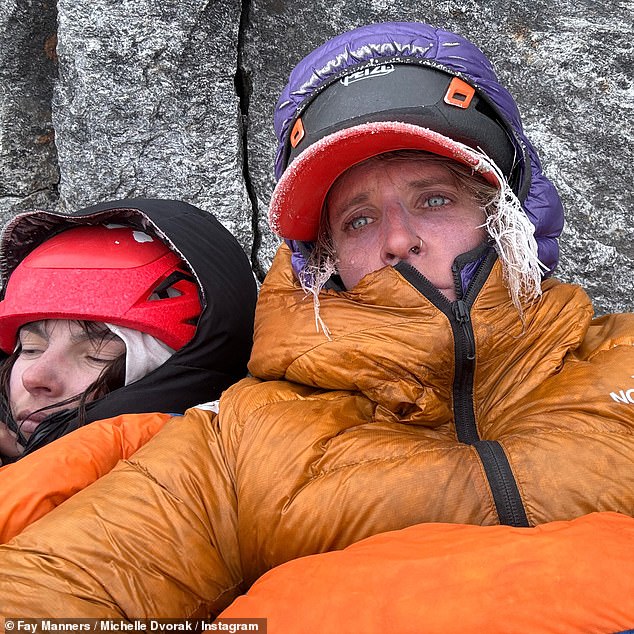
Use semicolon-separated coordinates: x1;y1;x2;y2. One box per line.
0;244;633;618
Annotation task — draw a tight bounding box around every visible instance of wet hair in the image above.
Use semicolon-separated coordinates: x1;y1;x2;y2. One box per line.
0;320;126;459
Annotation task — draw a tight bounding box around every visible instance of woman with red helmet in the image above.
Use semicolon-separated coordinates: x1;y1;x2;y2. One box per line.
0;221;203;459
0;198;256;538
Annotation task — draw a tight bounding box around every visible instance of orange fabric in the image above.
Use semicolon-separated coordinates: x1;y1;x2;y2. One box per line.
0;411;171;543
0;246;633;618
0;408;241;618
220;512;634;634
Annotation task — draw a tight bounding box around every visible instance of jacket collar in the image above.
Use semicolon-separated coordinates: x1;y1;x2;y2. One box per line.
250;244;592;423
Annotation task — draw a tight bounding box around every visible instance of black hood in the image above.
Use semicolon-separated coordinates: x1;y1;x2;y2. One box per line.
0;198;257;456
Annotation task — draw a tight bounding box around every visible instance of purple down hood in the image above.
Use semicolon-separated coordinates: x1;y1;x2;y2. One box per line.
273;22;564;275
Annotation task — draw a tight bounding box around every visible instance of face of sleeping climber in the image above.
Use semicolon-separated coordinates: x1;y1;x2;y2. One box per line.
0;319;125;456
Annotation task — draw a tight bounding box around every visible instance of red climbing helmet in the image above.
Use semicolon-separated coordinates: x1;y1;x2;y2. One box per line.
0;224;201;353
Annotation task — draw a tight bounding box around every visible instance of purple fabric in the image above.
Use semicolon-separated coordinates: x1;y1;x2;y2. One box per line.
460;258;483;295
287;238;310;281
273;22;564;276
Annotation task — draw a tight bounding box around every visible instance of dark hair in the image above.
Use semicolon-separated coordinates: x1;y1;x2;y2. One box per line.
0;320;126;460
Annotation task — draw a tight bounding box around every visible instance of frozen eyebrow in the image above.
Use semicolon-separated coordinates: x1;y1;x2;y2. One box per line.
408;177;456;190
332;192;371;217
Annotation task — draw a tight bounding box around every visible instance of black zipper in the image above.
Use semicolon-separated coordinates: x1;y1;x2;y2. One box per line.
447;251;492;444
473;441;529;526
395;250;489;444
453;299;475;361
395;248;529;526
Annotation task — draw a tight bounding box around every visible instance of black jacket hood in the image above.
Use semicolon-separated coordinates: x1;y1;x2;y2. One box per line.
0;199;257;455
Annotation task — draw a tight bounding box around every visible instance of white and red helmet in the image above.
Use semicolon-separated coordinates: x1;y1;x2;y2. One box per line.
0;224;201;353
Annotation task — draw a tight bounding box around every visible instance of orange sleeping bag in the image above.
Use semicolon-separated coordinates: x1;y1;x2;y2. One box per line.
220;512;634;633
0;412;172;543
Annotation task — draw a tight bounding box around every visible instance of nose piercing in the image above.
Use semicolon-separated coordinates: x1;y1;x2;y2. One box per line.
409;237;423;255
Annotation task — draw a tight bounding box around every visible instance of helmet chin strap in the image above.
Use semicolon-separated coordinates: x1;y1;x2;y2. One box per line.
104;324;175;385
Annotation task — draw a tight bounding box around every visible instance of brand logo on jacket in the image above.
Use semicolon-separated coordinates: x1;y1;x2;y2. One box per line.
341;64;395;86
610;376;634;404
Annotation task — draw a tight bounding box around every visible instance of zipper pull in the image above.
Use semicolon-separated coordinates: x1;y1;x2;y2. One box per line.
453;299;476;361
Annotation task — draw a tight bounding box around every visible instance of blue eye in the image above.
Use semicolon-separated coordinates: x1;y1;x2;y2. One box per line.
427;195;449;207
348;216;373;230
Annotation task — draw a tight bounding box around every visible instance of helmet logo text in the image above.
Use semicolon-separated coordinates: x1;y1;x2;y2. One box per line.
340;64;395;86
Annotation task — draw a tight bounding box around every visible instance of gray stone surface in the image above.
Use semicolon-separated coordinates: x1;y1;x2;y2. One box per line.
53;0;252;248
0;0;59;224
0;0;632;313
244;0;634;313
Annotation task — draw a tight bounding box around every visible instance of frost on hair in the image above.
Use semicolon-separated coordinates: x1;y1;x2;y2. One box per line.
365;150;547;316
299;148;546;334
298;233;337;339
475;153;547;316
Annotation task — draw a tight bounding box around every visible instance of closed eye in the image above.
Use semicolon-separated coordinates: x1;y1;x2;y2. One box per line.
18;348;42;357
87;356;114;364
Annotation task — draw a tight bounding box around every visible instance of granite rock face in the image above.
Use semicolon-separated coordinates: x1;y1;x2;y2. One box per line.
1;0;632;313
51;0;253;249
0;0;59;223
